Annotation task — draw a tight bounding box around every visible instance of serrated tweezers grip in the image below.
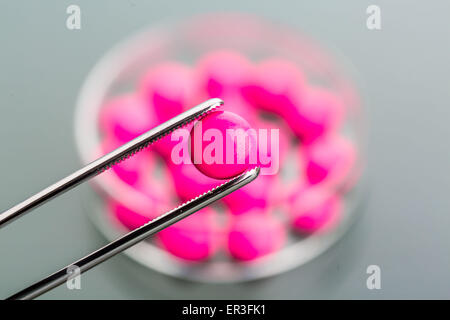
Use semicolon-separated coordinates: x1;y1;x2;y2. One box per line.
8;167;260;300
0;98;223;228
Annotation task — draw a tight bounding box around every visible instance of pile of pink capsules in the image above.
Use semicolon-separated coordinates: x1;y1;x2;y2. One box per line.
97;50;358;262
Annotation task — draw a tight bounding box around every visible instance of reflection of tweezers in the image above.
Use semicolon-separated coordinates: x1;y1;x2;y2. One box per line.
1;98;260;299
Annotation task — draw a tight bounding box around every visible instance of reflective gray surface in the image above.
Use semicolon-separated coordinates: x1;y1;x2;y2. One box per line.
1;0;450;299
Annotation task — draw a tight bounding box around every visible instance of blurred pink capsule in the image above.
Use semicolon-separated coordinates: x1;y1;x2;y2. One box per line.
196;50;253;97
100;138;150;186
134;152;177;207
304;135;357;188
107;199;160;231
286;86;345;144
139;62;195;123
288;186;342;234
157;207;221;261
168;160;222;203
250;118;290;173
214;118;290;213
222;174;275;215
152;122;194;161
241;58;305;117
214;94;257;124
274;145;308;206
98;94;156;143
227;212;286;261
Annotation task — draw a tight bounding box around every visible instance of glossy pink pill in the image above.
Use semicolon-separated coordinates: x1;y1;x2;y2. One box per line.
289;186;342;234
160;123;221;203
241;58;305;117
305;135;357;187
139;62;194;123
157;208;220;261
99;94;155;143
227;212;286;261
190;110;257;179
220;119;290;210
196;50;252;97
286;86;345;144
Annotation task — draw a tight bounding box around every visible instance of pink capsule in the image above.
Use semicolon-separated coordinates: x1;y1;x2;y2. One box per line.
134;152;177;207
270;146;308;208
222;174;275;215
288;186;342;234
139;62;195;123
286;86;345;143
250;118;290;173
227;212;286;261
215;94;257;124
99;94;155;143
304;135;357;187
157;207;220;261
100;138;150;186
160;122;222;203
190;110;258;179
241;58;305;117
152;123;194;161
196;50;253;97
168;160;221;202
107;199;160;231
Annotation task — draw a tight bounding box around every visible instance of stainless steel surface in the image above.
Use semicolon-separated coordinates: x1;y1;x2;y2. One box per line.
0;98;223;228
8;167;260;300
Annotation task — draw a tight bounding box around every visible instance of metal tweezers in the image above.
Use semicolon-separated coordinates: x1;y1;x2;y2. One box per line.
0;98;260;300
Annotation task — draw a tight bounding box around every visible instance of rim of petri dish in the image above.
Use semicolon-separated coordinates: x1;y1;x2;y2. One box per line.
74;13;368;283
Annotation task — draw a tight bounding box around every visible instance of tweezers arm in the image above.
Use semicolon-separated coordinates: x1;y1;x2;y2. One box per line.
8;167;260;300
0;98;223;228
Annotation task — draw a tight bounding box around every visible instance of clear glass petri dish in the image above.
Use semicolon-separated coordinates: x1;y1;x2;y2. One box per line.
74;13;367;283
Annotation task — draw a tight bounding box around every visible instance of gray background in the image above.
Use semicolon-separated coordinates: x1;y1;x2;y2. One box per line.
1;0;449;299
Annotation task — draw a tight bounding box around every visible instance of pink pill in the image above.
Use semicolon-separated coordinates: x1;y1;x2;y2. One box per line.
250;118;290;173
223;119;291;209
157;207;220;261
108;199;160;231
276;146;308;204
241;58;305;117
288;186;342;234
286;86;345;143
190;110;257;179
305;135;357;187
133;153;177;207
160;124;222;202
222;174;275;215
101;138;149;186
152;122;194;161
168;160;221;202
98;143;175;231
227;212;286;261
196;50;253;97
139;62;194;123
214;94;257;124
99;94;155;143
